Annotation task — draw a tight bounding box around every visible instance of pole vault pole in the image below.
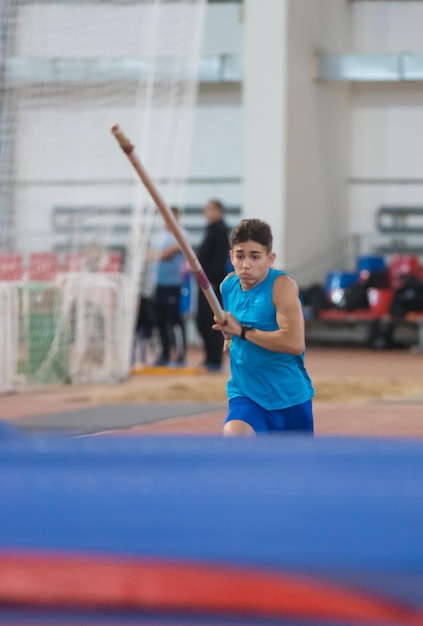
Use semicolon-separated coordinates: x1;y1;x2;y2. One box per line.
111;125;227;329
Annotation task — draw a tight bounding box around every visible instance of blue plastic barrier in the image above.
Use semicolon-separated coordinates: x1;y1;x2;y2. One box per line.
356;255;386;280
0;432;423;624
324;270;358;294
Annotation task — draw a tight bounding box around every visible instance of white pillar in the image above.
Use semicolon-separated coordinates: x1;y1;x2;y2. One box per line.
243;0;288;268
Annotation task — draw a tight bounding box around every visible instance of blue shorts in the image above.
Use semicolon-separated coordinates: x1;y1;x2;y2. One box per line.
224;396;314;434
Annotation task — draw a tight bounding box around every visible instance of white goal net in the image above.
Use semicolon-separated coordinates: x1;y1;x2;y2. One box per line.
0;0;206;390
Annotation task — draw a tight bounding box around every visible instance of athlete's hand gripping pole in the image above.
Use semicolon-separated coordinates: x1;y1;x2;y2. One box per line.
111;125;229;338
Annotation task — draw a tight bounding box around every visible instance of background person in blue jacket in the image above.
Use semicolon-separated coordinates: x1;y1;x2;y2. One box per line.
212;218;314;436
148;206;189;367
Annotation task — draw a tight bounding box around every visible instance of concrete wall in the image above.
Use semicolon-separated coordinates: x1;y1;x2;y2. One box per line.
349;1;423;255
244;0;423;286
243;0;350;285
284;0;350;285
7;0;423;281
242;0;287;269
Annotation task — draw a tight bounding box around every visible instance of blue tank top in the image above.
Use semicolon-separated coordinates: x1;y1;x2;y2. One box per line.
221;268;314;410
151;230;186;287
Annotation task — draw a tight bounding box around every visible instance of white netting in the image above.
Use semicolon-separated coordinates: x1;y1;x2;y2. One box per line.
0;0;206;389
0;284;19;392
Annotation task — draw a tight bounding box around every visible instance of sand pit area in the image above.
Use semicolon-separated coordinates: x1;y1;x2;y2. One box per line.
81;374;423;405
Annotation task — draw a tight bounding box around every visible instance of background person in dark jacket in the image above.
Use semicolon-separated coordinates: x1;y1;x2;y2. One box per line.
196;199;231;371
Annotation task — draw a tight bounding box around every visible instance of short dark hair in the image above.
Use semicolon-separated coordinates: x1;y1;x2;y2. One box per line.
230;219;273;252
208;199;225;213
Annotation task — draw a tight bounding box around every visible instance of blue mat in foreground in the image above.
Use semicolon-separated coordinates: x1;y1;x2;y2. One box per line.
1;427;423;625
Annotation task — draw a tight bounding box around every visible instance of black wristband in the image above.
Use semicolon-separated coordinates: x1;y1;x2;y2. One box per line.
240;325;253;340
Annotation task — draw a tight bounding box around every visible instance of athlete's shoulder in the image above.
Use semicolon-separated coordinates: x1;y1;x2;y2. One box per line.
220;271;237;293
267;267;287;286
269;268;286;278
273;272;299;297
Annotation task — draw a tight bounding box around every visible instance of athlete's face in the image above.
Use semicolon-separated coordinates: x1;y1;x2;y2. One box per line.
230;240;275;290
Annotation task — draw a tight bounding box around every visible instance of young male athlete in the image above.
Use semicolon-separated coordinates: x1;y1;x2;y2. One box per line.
212;218;314;436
